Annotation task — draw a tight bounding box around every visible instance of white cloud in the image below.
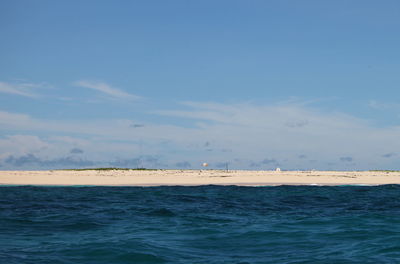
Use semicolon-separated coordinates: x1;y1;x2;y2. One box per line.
2;100;400;170
74;80;141;100
154;101;400;169
0;135;49;158
0;81;40;98
0;111;34;127
368;100;400;111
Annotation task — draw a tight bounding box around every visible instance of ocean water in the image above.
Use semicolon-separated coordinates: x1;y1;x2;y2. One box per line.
1;185;400;264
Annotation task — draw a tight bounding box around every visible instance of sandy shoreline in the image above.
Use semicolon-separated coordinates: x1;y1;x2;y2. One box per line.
0;169;400;186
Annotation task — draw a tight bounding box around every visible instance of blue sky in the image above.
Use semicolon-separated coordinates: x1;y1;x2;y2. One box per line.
1;0;400;170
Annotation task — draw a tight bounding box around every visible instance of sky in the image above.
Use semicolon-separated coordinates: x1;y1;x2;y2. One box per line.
1;0;400;170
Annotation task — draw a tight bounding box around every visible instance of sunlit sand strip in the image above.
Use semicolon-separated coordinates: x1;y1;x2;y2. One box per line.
0;170;399;186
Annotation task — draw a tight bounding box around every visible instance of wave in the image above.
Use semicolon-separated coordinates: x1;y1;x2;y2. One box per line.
1;185;400;263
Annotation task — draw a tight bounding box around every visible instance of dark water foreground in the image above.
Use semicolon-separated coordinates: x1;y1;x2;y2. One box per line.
1;185;400;264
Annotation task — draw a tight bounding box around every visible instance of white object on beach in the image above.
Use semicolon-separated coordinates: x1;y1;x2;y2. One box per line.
202;163;209;167
275;167;281;172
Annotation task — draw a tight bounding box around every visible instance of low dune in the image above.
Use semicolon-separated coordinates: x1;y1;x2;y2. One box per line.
0;169;399;186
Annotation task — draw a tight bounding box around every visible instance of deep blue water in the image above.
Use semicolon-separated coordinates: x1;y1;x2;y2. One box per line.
1;185;400;263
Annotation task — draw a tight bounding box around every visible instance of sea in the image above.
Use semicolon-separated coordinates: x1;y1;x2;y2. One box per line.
1;185;400;264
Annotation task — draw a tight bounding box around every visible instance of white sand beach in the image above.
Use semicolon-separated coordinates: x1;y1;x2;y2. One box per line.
0;169;399;186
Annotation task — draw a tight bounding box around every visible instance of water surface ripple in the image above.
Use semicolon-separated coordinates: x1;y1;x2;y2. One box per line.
1;185;400;263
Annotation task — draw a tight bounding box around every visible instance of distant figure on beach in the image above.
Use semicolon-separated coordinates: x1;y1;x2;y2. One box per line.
276;168;281;172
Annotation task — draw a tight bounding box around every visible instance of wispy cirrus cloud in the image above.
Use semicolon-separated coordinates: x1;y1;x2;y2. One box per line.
2;153;95;168
3;99;400;170
368;100;400;111
74;80;141;100
0;81;41;98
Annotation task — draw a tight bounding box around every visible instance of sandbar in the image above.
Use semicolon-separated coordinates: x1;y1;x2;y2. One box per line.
0;169;399;186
